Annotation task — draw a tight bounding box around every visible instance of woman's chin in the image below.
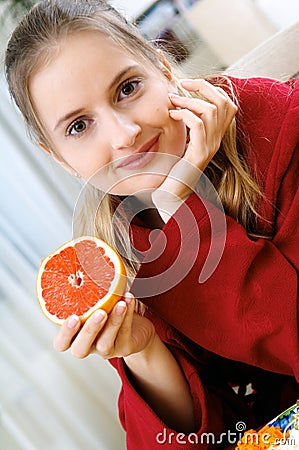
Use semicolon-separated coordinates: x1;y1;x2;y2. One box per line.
110;173;167;197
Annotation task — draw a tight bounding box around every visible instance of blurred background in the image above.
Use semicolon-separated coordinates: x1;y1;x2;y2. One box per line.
1;0;299;449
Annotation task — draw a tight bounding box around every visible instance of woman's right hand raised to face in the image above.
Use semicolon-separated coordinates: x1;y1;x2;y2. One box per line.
169;78;238;170
53;292;156;360
152;78;238;222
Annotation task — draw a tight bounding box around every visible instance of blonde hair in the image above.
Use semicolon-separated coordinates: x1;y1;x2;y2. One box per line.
5;0;262;282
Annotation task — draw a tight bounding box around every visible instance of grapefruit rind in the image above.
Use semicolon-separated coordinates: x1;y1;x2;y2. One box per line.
36;236;127;325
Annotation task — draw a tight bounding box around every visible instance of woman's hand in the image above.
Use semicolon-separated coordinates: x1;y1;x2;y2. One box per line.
152;78;238;222
170;78;237;169
53;292;195;432
53;292;156;359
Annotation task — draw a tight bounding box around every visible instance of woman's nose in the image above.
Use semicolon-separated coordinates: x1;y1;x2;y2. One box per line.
108;113;141;151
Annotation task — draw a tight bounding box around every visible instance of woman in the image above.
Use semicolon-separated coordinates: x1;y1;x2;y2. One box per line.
5;1;299;448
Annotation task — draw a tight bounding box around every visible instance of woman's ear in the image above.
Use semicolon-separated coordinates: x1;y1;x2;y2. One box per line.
38;141;79;177
156;49;175;84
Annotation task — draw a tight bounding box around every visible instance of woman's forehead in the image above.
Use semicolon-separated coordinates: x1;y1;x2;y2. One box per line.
31;29;160;90
57;29;155;65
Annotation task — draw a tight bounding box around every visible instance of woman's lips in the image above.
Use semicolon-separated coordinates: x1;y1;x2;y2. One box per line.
116;135;160;170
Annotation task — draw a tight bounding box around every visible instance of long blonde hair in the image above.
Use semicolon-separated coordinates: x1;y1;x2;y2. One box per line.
5;0;262;281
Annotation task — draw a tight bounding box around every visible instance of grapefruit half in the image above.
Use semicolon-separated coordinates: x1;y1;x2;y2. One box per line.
36;236;127;325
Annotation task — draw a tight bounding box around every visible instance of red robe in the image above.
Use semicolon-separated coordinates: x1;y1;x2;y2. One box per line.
110;77;299;449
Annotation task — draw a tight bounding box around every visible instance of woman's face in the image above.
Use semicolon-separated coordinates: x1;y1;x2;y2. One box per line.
29;30;187;196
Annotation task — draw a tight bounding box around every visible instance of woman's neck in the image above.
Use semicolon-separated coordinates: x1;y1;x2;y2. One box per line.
121;194;165;230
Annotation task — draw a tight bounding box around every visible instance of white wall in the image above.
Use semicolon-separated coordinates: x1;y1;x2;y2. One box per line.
256;0;299;29
110;0;154;19
111;0;299;27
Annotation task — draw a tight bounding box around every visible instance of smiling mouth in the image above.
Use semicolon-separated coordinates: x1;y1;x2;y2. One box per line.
116;134;160;170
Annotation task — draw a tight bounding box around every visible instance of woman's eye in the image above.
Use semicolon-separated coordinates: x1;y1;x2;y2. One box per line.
118;81;140;100
67;119;89;136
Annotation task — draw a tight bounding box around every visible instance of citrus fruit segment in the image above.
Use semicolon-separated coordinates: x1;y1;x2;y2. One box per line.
36;236;127;325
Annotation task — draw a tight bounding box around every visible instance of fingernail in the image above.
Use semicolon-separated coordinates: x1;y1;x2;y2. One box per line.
67;315;79;329
115;301;126;315
168;92;179;97
93;310;106;323
124;292;134;305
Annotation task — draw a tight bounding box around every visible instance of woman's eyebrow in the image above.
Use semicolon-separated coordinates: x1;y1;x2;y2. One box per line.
108;64;139;90
53;64;139;132
54;108;85;132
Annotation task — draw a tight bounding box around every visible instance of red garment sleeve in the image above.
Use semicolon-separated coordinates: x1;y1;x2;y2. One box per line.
131;77;299;379
109;335;247;450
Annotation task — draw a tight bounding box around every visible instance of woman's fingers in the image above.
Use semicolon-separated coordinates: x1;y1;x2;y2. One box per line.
52;294;136;360
153;78;238;221
112;293;135;341
70;299;129;359
171;78;238;135
169;108;213;169
53;314;81;352
52;294;152;361
180;77;237;116
169;94;218;146
168;78;238;169
169;92;218;115
95;294;135;358
69;309;108;358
